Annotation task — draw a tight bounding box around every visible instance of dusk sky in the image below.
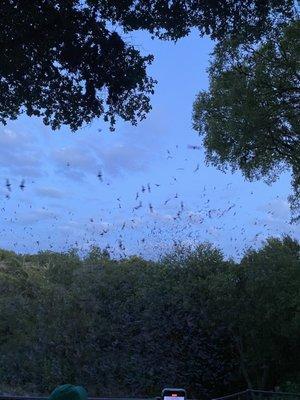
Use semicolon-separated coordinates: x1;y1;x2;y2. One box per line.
1;30;299;259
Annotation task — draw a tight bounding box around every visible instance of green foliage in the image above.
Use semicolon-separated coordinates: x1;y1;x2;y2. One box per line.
0;239;299;397
193;19;300;221
83;246;111;266
280;374;300;393
0;1;294;130
205;237;300;389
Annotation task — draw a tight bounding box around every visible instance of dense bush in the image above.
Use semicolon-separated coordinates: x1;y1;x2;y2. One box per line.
0;238;299;397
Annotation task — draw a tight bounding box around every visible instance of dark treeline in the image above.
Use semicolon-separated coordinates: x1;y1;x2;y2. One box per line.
0;237;299;398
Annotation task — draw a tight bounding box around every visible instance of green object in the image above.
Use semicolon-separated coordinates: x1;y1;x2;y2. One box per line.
49;385;88;400
193;19;300;222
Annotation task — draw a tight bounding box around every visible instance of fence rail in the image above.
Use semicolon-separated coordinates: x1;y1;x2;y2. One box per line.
212;390;300;400
0;397;154;400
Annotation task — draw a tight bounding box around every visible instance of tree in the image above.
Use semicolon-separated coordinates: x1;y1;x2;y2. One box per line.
0;0;294;131
193;19;300;221
237;237;300;390
203;236;300;390
0;238;299;396
84;245;111;266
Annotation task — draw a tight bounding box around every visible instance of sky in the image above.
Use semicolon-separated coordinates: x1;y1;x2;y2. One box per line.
0;30;299;260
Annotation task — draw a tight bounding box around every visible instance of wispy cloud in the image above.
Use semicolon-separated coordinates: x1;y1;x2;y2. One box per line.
0;128;44;178
16;209;58;224
258;198;290;221
93;143;149;176
36;187;67;199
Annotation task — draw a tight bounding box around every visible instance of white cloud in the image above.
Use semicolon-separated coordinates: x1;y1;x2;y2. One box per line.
0;127;45;177
36;187;67;199
258;198;290;220
52;147;97;170
94;143;148;176
16;209;58;224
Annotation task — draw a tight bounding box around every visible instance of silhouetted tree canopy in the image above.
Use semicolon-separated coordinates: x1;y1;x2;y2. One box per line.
193;20;300;221
0;237;299;396
0;0;294;130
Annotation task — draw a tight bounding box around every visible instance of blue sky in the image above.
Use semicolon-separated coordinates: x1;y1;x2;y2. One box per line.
0;30;299;259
